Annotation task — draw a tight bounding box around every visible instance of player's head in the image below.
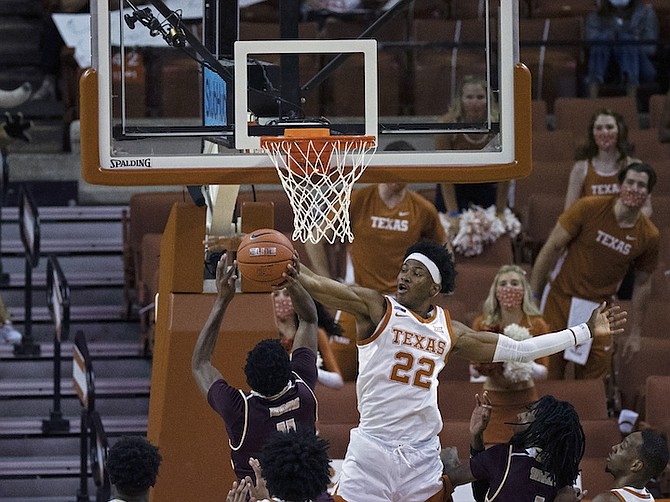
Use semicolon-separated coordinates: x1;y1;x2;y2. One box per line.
511;395;585;488
618;161;656;196
244;339;291;396
482;264;540;325
259;428;331;502
107;436;162;497
580;108;630;160
400;240;456;299
606;430;669;481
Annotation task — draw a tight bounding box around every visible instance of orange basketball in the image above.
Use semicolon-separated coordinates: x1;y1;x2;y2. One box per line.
236;229;295;285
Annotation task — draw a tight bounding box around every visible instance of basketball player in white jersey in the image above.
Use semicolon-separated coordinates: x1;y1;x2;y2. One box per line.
295;239;626;502
558;430;669;502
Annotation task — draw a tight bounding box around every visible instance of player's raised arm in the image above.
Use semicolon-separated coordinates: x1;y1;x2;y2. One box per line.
191;252;236;396
279;260;318;354
452;303;627;363
295;258;386;326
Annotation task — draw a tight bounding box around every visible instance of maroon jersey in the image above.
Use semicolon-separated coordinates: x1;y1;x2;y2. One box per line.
207;347;318;479
470;443;563;501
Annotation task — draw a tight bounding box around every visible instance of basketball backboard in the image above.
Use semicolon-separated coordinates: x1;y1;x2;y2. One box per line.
81;0;531;186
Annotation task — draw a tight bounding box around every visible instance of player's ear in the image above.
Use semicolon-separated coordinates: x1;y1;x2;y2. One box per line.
630;458;644;473
430;282;441;297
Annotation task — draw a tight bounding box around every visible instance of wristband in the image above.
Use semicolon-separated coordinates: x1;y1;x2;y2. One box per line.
570;322;592;343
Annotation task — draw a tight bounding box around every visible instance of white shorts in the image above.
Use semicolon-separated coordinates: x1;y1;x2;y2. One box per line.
334;428;443;502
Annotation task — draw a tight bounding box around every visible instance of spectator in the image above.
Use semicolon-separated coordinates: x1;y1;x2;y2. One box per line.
470;265;550;444
434;74;509;216
564;109;650;217
0;297;22;345
32;1;90;101
556;430;669;502
443;392;585;502
585;0;659;98
304;141;447;294
107;435;162;502
296;238;623;501
191;252;319;481
273;288;344;389
530;162;659;380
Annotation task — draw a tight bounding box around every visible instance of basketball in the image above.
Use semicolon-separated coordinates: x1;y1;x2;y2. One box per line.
236;229;295;285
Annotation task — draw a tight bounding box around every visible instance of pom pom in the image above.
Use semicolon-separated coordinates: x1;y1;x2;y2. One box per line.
449;205;522;257
502;324;534;383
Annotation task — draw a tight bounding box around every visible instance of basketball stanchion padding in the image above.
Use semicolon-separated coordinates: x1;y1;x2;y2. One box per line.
236;229;295;286
260;128;377;245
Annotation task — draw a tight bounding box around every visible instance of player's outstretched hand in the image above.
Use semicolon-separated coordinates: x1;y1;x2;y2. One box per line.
469;391;492;437
226;478;252;502
215;252;237;302
247;457;269;500
273;251;300;290
587;303;626;339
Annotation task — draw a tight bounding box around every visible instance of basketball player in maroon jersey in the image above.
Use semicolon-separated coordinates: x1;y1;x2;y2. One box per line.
192;252;319;482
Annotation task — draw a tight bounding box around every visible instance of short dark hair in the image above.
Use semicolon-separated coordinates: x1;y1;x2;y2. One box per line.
245;339;291;396
618;162;657;194
259;429;331;501
107;436;162;496
511;395;584;488
640;430;670;479
403;239;456;294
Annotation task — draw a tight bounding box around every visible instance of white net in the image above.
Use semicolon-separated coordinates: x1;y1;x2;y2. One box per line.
261;135;376;244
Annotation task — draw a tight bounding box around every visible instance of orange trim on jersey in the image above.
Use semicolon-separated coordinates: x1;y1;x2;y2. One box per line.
357;297;393;347
614;487;652;500
332;491;348;502
409;303;439;324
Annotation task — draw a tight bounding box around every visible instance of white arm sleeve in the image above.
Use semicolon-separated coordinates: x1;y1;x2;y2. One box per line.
317;368;344;389
492;323;591;363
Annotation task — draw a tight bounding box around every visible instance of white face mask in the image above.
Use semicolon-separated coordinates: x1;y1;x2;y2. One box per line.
609;0;630;8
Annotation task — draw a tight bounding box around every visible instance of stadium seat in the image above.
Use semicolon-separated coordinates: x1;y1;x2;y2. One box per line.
513;193;564;264
519;16;583;109
615;337;670;412
448;263;500;324
628;129;670;162
532;129;576;162
581;419;622;458
553;96;640;139
535;379;609;420
530;0;598;19
532;99;548;130
438;381;483;420
123;191;189;317
644;375;670;435
648;93;667;130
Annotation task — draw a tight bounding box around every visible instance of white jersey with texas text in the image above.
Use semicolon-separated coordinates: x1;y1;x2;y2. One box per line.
609;486;655;501
356;296;454;444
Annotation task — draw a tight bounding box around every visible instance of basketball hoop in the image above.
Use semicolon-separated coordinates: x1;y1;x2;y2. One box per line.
260;128;376;244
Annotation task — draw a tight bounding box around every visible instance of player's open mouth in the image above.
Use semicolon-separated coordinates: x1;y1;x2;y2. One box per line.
397;283;408;293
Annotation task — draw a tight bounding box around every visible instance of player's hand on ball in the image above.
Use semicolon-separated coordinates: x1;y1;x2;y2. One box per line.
587;302;626;338
215;252;237;301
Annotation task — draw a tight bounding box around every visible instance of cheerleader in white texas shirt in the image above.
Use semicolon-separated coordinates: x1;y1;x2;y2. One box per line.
295;239;626;502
